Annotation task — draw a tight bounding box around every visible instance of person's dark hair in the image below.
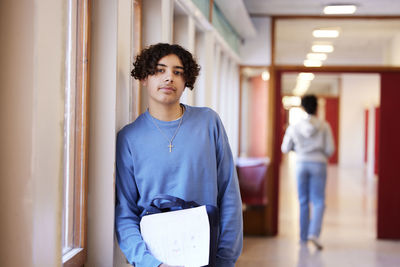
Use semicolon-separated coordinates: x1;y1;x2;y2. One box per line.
301;94;318;115
131;43;200;90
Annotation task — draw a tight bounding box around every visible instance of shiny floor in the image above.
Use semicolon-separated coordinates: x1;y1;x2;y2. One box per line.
236;154;400;267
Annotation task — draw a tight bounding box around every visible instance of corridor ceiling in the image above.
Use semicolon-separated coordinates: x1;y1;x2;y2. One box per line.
243;0;400;16
237;0;400;95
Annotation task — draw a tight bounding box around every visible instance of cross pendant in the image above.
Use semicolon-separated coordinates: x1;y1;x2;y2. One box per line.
168;142;173;152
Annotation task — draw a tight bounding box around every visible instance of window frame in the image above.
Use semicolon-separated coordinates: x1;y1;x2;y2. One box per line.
62;0;91;266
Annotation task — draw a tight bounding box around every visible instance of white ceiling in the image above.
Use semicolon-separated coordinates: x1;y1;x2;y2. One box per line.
243;0;400;16
216;0;400;66
178;0;400;94
275;18;400;66
235;0;400;95
281;73;340;96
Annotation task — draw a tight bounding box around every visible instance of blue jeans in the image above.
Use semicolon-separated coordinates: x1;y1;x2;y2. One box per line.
296;161;327;241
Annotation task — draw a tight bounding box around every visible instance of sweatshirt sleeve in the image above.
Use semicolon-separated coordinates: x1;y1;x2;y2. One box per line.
324;122;335;157
115;132;162;267
281;126;295;153
214;115;243;267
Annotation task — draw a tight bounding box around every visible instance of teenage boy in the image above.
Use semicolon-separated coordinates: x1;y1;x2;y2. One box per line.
115;43;243;267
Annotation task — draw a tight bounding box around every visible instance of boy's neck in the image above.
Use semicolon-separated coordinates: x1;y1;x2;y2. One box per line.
148;103;184;121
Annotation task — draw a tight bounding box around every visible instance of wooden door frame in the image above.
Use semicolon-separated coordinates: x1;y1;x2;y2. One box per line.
265;14;400;236
270;66;400;237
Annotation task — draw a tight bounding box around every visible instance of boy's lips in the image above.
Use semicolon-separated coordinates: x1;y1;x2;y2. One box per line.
159;86;175;91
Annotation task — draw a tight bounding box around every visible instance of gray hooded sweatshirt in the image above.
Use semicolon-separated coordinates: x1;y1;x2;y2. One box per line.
281;115;335;163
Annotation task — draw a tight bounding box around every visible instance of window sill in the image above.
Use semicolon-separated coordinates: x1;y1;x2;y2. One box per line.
63;248;85;267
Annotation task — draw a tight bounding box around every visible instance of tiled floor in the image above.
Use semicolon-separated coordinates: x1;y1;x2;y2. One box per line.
236;154;400;267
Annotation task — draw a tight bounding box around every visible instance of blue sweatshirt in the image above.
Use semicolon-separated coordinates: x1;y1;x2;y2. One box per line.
115;105;243;267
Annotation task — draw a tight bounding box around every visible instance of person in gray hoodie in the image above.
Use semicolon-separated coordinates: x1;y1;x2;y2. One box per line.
281;94;335;250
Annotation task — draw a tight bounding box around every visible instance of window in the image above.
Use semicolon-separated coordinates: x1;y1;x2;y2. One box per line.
62;0;91;266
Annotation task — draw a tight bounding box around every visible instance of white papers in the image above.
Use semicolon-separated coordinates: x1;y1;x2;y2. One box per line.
140;205;210;267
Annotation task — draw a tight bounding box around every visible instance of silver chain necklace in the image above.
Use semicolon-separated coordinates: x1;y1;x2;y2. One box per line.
149;106;184;152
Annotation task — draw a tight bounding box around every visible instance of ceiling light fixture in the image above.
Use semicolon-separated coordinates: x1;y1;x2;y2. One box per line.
323;4;357;14
312;44;334;53
282;96;301;108
313;28;340;38
293;80;311;95
298;72;315;81
261;71;270;81
307;53;327;61
304;59;322;67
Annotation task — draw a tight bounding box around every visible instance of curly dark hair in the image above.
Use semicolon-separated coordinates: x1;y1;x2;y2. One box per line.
301;94;318;115
131;43;200;90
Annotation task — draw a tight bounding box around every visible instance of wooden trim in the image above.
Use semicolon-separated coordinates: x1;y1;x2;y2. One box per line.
267;66;278;235
264;12;400;238
63;249;86;267
282;92;338;98
133;0;142;118
252;14;400;20
81;0;91;251
238;65;242;157
209;0;213;23
63;0;91;266
274;15;400;20
133;0;142;52
274;65;400;73
265;16;277;235
275;67;400;239
270;17;276;66
240;65;270;69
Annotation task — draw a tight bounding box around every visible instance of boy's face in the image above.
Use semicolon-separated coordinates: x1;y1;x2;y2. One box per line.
143;54;186;108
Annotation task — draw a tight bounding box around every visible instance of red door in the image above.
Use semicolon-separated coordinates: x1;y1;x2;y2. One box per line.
325;97;339;164
377;72;400;239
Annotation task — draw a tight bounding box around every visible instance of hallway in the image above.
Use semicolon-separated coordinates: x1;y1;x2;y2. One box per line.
236;154;400;267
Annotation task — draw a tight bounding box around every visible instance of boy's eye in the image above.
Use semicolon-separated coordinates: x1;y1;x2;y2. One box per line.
156;68;164;73
174;71;183;76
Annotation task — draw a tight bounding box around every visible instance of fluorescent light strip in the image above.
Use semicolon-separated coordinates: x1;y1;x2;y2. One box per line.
307;53;327;61
282;96;301;108
298;72;315;81
313;29;340;38
323;5;357;14
293;80;311;95
304;59;322;67
312;44;334;53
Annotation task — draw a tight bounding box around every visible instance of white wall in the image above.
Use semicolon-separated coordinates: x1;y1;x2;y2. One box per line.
173;14;196;106
339;74;380;168
140;0;175;113
389;33;400;66
0;2;35;265
113;0;136;266
0;0;66;266
366;104;376;177
195;31;216;108
226;60;240;158
239;17;271;66
240;78;251;157
87;1;118;266
116;0;134;130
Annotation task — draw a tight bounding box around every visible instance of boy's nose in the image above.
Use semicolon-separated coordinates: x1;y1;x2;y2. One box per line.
164;72;173;83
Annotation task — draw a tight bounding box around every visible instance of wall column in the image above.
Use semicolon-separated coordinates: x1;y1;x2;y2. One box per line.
87;0;118;266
